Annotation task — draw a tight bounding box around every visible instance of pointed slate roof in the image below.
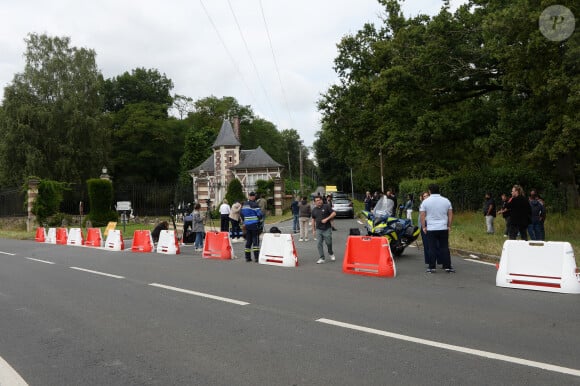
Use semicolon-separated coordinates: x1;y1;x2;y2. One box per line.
212;119;241;148
232;146;283;169
189;154;214;174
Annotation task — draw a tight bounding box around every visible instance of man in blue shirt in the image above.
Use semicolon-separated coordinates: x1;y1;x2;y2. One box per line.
419;184;454;273
240;192;263;262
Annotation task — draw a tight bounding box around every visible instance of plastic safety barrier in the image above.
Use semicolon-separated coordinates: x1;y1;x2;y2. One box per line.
56;227;68;245
35;227;46;242
157;230;181;255
496;240;580;294
202;231;233;260
85;228;103;247
131;230;154;253
342;236;396;278
104;229;124;251
258;233;298;267
45;228;57;244
67;228;84;246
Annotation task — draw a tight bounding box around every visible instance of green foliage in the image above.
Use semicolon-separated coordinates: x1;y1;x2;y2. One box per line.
86;178;117;226
316;0;579;207
31;179;69;225
0;33;107;186
225;178;245;204
255;179;274;198
399;167;566;212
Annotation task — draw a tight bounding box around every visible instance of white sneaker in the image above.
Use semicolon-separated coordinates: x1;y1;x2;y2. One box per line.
329;254;336;261
299;238;303;242
304;238;309;242
316;258;325;264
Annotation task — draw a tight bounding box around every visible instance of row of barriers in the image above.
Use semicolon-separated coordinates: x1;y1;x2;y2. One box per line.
34;226;580;294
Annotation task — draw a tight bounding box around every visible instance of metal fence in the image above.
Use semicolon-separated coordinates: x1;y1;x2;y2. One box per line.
0;188;26;217
0;183;194;218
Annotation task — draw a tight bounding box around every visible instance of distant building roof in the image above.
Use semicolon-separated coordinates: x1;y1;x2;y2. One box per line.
232;146;283;169
190;154;214;174
212;119;241;148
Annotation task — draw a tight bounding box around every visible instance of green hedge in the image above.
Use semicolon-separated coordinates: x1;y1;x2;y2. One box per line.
399;167;566;213
86;179;118;226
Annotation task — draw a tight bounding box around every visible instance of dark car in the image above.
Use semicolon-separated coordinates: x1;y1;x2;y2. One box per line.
332;198;354;218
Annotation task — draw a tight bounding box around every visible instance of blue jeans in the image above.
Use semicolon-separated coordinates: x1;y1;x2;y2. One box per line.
316;227;334;259
194;231;203;249
528;222;544;241
293;214;299;232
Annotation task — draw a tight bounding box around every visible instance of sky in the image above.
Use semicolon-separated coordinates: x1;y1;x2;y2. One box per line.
0;0;466;148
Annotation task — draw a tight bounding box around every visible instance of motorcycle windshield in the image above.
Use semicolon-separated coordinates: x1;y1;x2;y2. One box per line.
373;196;391;218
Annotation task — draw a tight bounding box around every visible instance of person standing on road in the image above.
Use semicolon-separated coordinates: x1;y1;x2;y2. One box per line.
364;191;373;212
291;196;300;233
192;203;205;252
311;196;336;264
483;192;496;234
420;184;454;273
418;191;430;265
298;196;312;241
240;192;263;262
219;199;231;232
505;184;531;240
229;201;242;242
496;193;511;237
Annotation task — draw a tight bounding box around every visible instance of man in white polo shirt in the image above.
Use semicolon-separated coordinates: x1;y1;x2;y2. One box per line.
419;184;455;273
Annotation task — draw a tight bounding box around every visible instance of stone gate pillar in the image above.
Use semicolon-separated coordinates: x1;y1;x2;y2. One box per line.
274;177;284;216
27;178;40;232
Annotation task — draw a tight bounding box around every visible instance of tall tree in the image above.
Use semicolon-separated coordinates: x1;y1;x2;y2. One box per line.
103;67;174;114
0;33;107;186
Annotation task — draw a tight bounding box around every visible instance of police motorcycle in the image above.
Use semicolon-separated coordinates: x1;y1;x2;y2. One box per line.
362;196;420;257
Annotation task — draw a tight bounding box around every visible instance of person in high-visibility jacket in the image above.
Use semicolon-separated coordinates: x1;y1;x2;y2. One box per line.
240;191;264;262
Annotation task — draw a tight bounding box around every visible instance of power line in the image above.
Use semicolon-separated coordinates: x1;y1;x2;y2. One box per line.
226;0;279;123
258;0;294;129
198;0;258;106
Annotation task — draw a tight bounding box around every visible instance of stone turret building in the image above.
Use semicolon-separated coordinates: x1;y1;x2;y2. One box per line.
189;118;284;215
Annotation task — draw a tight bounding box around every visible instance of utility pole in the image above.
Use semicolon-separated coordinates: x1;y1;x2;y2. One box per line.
287;151;292;181
379;149;384;193
299;141;304;195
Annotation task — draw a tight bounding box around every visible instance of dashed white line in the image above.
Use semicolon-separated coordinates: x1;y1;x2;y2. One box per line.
149;283;250;306
0;251;16;256
316;318;580;377
26;257;55;264
0;355;28;385
69;267;125;279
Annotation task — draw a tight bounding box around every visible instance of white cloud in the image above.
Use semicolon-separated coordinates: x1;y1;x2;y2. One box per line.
0;0;465;147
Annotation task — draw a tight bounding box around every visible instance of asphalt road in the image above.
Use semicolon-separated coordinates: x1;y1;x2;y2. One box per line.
0;217;579;385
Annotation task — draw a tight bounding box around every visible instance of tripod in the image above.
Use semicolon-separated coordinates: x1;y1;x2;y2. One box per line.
169;202;182;241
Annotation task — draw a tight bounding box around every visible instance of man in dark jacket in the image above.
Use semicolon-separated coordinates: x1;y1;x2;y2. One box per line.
240;192;263;262
505;185;531;240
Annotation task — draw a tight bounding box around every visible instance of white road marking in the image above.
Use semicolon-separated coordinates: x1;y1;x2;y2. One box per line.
26;257;55;265
0;251;16;256
69;267;125;279
149;283;250;306
464;258;496;266
0;355;28;385
316;318;580;377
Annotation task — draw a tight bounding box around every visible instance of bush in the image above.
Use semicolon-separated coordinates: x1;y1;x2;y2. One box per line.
31;179;69;226
86;179;118;226
225;178;246;204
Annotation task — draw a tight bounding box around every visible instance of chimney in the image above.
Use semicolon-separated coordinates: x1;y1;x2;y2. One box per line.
233;116;240;141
